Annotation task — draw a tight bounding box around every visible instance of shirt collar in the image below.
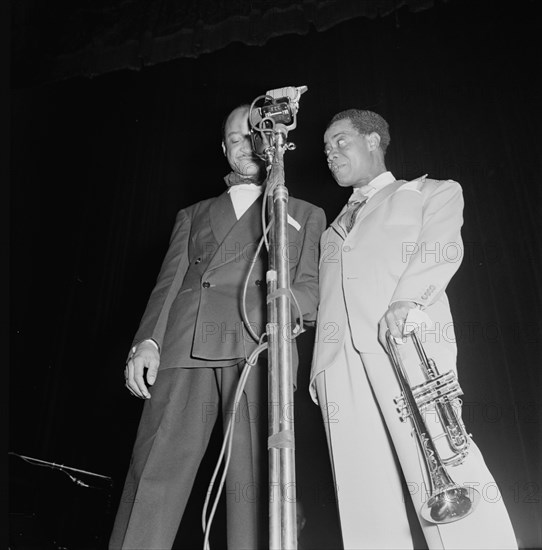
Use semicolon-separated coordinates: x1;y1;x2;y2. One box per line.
349;171;395;203
228;183;264;194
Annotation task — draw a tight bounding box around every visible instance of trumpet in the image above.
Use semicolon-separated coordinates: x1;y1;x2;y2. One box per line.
386;329;480;524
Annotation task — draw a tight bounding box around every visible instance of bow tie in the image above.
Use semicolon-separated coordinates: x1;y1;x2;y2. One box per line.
224;171;264;187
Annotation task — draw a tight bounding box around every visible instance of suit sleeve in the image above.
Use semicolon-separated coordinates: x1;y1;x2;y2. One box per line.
290;206;327;323
132;208;191;349
391;180;464;307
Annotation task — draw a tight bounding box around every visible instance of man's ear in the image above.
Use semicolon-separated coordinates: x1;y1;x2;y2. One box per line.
367;132;381;151
221;141;226;156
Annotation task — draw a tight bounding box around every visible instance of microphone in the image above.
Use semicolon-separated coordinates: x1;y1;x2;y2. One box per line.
265;85;308;104
249;85;308;159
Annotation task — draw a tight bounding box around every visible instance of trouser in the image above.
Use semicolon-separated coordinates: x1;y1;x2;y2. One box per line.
109;360;268;550
315;328;518;550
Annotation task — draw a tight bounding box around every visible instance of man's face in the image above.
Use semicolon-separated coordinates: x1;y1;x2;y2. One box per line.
323;118;374;188
222;107;262;178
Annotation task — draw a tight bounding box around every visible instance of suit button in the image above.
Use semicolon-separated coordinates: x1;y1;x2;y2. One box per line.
255;280;263;287
202;281;210;288
343;245;351;252
195;257;202;264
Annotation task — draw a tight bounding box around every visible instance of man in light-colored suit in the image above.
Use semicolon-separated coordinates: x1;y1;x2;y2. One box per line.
109;104;326;550
310;109;517;549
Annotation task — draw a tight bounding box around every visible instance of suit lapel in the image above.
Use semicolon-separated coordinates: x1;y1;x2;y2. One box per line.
354;180;404;225
330;180;406;239
330;181;404;239
329;203;349;239
209;191;238;245
207;194;264;272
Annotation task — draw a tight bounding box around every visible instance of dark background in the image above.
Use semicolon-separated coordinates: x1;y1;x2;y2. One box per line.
9;0;541;548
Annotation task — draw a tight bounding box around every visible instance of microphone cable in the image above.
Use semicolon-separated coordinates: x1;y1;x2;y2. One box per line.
201;341;267;550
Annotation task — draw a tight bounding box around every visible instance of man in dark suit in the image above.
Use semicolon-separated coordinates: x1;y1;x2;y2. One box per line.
109;104;326;550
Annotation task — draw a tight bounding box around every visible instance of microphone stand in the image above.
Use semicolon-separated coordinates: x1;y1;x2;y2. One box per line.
9;452;113;487
265;125;297;550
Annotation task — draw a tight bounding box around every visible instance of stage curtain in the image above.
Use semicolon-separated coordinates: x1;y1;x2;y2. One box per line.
12;0;444;86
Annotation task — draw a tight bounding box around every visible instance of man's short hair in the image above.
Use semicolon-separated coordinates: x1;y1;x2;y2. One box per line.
328;109;391;153
221;103;250;141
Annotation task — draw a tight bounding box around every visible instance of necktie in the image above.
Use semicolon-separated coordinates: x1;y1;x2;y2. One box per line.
335;195;368;237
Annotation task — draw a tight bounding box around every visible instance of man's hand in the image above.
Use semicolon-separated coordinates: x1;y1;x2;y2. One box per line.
124;340;160;399
378;300;418;346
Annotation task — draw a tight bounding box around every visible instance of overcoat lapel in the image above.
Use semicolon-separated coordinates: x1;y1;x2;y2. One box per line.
207;193;264;272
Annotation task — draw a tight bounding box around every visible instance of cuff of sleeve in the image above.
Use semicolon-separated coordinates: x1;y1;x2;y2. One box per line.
145;338;160;351
389;299;425;310
128;338;160;361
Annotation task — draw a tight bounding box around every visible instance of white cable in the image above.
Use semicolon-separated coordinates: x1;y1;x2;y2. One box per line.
201;342;267;550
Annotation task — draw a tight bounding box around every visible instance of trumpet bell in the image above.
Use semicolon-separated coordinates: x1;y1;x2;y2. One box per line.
421;485;481;524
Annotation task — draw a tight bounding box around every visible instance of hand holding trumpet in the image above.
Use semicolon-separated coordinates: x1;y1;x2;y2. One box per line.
378;300;421;345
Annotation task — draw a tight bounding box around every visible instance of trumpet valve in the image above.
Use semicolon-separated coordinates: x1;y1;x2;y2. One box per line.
412;372;464;410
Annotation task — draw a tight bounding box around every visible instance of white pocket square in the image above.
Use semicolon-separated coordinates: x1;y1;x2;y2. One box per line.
399;174;428;193
288;215;301;231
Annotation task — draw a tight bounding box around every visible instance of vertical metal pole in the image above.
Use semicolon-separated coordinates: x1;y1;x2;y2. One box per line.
267;130;297;550
267;165;281;550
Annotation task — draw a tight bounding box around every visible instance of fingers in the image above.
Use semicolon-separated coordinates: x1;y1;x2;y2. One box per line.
379;302;418;347
125;358;148;399
124;360;138;397
385;310;405;340
124;344;161;399
378;317;389;347
134;355;152;398
125;357;156;399
385;312;406;338
146;358;159;386
378;316;404;347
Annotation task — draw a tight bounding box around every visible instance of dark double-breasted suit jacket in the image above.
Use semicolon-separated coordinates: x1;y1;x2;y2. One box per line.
133;188;326;370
